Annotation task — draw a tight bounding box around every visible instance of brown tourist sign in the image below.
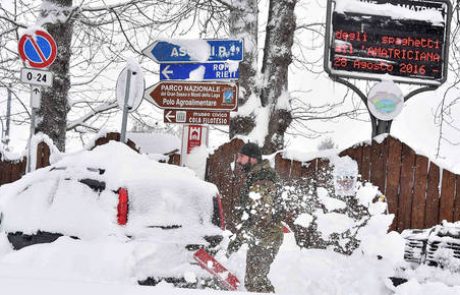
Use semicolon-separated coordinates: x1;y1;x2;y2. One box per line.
145;81;238;111
164;109;230;125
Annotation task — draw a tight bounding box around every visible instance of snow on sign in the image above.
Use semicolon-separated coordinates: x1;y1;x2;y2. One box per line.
18;30;57;69
324;0;452;86
160;62;239;81
142;39;243;63
145;81;238;111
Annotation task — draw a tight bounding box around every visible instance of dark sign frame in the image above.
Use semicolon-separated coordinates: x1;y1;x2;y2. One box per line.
324;0;452;86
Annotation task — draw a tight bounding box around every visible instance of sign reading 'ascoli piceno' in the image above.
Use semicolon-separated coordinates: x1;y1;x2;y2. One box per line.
143;39;243;63
324;0;452;86
146;81;238;111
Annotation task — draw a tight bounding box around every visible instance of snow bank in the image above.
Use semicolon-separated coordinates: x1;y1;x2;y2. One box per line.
395;279;460;295
127;132;180;155
271;248;394;294
29;132;62;170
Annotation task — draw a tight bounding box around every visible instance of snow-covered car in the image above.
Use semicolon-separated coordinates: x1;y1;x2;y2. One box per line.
0;141;225;287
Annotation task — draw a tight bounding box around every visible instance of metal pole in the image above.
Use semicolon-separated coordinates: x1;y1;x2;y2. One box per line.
180;125;186;167
120;69;132;143
27;89;36;173
5;84;12;147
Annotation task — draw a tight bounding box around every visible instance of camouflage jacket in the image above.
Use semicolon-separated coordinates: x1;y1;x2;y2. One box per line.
233;160;283;247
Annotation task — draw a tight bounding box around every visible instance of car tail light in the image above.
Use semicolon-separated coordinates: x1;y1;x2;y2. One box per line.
117;188;129;225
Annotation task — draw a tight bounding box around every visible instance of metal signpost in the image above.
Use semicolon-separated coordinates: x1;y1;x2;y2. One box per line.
323;0;452;137
115;64;145;143
18;29;57;172
143;38;242;163
145;81;238;111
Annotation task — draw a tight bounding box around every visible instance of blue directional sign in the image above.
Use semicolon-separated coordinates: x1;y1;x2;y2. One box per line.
160;63;239;81
142;39;243;63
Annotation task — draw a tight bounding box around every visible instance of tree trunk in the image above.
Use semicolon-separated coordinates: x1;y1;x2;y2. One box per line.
36;0;73;151
260;0;296;153
229;0;259;138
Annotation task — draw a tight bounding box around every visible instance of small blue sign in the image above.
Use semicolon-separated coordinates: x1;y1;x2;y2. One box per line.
223;89;234;104
160;63;239;81
143;39;243;63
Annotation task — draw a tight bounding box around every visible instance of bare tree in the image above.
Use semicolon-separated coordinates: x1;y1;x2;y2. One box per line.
434;1;460;158
0;0;230;151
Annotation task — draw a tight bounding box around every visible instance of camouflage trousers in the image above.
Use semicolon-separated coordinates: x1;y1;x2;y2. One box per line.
245;235;283;293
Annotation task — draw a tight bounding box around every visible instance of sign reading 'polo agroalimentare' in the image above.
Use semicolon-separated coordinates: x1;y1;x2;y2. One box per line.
324;0;452;86
146;81;238;111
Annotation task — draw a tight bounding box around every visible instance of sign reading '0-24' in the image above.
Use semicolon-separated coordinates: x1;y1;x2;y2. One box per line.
324;0;452;86
20;68;53;87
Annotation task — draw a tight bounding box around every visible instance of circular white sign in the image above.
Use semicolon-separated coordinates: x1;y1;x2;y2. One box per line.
116;64;145;112
367;80;404;121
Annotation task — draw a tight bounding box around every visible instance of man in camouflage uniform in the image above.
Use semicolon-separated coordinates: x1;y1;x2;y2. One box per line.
227;143;284;293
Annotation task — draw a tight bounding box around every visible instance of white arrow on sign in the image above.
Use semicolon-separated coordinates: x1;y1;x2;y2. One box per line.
165;110;174;123
161;65;173;80
31;87;41;109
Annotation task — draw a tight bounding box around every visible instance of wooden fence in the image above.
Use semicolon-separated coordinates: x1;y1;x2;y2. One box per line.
206;136;460;232
0;142;50;186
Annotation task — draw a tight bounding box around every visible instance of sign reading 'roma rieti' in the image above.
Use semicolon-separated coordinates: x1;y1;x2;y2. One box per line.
324;0;452;85
146;81;238;111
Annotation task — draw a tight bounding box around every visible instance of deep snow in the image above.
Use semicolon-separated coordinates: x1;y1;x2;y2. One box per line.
0;143;460;294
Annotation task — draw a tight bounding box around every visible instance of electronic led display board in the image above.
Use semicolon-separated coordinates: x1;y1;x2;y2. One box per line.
324;0;452;85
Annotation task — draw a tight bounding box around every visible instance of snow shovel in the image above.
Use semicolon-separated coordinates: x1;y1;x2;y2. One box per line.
193;248;240;291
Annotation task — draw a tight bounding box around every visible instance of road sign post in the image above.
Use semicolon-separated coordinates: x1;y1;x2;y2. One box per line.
145;81;238;111
116;63;145;143
120;68;132;144
26;86;41;173
18;30;57;173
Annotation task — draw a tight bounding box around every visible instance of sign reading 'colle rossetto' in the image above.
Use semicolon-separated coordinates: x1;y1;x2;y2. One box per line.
146;81;238;111
325;0;452;85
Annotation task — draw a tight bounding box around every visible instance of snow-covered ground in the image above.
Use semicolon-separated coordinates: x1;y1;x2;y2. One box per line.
1;231;460;295
1;141;460;295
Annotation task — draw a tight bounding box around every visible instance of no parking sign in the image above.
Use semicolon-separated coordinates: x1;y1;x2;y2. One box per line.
18;30;57;68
